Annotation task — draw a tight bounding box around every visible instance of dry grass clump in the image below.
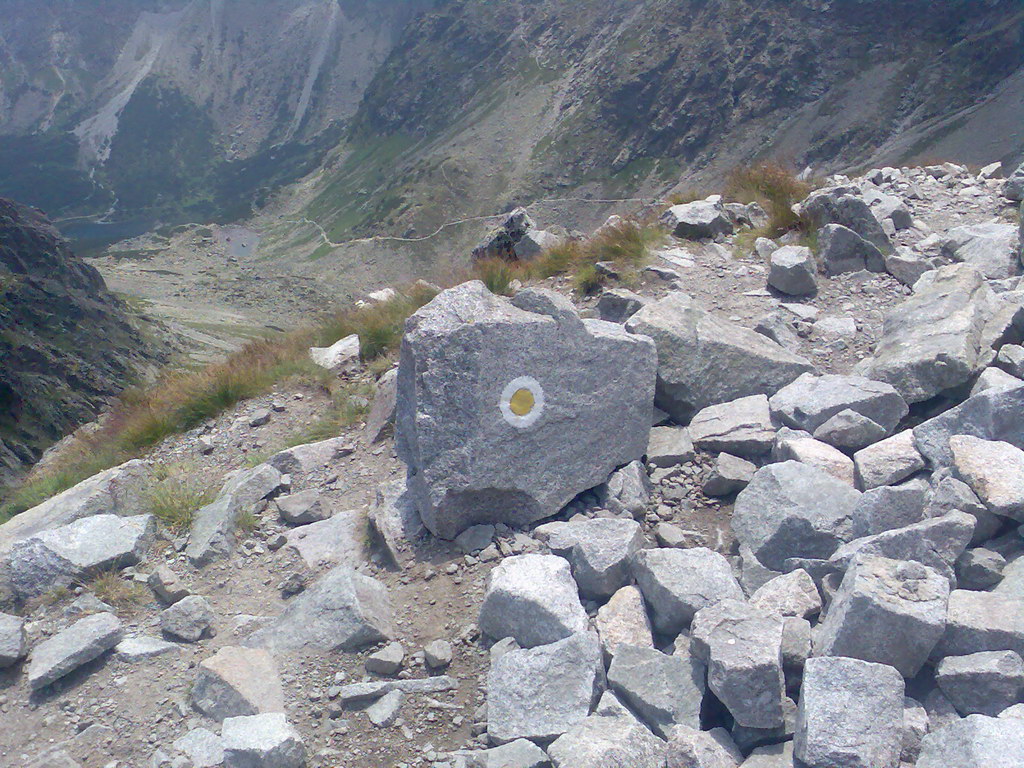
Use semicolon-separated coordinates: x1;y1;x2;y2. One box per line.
726;160;813;235
145;472;217;533
88;571;148;609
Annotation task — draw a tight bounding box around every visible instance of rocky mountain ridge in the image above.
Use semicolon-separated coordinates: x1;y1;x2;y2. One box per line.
0;161;1021;767
0;199;166;486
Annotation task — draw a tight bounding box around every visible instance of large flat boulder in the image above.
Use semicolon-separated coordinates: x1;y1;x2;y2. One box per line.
27;612;123;690
768;373;907;435
396;283;656;539
0;459;151;558
942;221;1021;280
626;293;814;421
245;565;394;652
913;384;1024;467
732;462;860;572
950;435;1024;521
191;646;285;721
917;715;1024;768
10;513;154;599
862;264;1001;403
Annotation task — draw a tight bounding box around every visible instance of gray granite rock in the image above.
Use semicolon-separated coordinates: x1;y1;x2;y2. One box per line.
819;223;886;275
812;409;889;452
851;484;928;538
768;246;817;296
396;282;656;539
926;472;1001;545
661;199;734;240
0;611;27;667
815;556;949;677
794;656;904;768
935;650;1024;716
487;631;602;745
160;595;214;643
950;435;1024;521
800;186;893;254
367;478;424;568
917;714;1024;768
901;696;929;764
769;373;907;436
625;292;814;422
457;739;551;768
9;513;154;599
365;367;398;444
596;586;653;661
245;565;394;652
772;429;855;486
598;288;650;324
956;548;1006;590
703;453;756;497
222;713;306;768
933;589;1024;658
689;395;776;457
115;635;180;662
750;569;821;619
479;554;587;647
665;725;743;768
191;646;285;721
173;728;225;768
732;461;860;571
647;426;696;467
607;644;706;737
852;430;925;490
27;612;123;690
913;385;1024;468
546;694;667;768
632;547;744;634
942;221;1021;280
275;490;329;526
536;519;644;600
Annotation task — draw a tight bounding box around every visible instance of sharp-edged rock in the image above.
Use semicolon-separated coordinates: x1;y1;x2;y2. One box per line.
851;484;928;537
221;713;306;768
625;292;814;422
949;435;1024;520
768;373;907;436
800;186;893;254
933;589;1024;658
852;430;924;490
0;611;27;667
160;595;214;643
396;282;656;539
647;426;696;468
942;221;1021;280
267;437;353;477
750;569;821;619
661;199;734;240
772;428;855;485
596;586;653;661
191;646;285;721
546;692;667;768
535;519;644;600
309;333;360;373
367;478;424;568
913;384;1024;467
935;650;1024;717
688;394;776;457
478;554;588;647
768;246;816;296
665;725;743;768
27;612;123;690
607;644;706;737
917;714;1024;768
818;223;885;275
702;453;756;497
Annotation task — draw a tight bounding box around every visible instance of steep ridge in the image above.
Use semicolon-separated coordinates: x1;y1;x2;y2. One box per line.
0;199;165;484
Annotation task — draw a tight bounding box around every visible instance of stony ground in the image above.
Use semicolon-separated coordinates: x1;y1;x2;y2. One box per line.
1;161;1022;768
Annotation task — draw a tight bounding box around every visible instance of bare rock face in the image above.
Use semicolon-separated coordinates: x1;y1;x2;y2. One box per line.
396;282;656;539
191;646;285;722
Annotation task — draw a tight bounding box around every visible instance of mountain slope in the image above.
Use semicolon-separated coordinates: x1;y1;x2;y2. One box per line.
0;199;165;483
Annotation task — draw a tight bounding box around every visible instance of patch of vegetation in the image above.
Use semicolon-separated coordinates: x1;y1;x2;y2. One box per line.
726;161;813;236
145;473;216;534
236;510;259;535
284;382;375;448
88;571;148;609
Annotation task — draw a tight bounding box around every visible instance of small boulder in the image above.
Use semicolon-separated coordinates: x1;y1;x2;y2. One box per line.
309;334;360;373
148;565;190;605
933;589;1024;658
768;246;816;296
27;612;123;690
160;595;215;643
702;453;756;497
942;221;1021;280
221;713;306;768
423;639;453;670
607;644;706;737
192;646;285;721
632;547;743;634
950;435;1024;520
768;373;907;436
853;430;924;490
812;409;888;451
661;199;734;240
818;223;885;275
935;651;1024;717
955;548;1006;591
275;490;330;526
750;569;821;619
598;288;649;324
596;586;653;661
647;426;696;468
537;518;644;600
665;725;743;768
688;395;776;458
917;714;1024;768
365;641;405;676
0;611;27;668
478;554;588;647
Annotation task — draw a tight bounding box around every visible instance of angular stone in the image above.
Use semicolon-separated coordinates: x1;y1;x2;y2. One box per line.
27;612;123;690
997;344;1024;378
936;651;1024;717
367;478;424;568
479;554;587;647
246;565;394;652
926;472;1001;545
275;490;329;526
173;728;225;768
741;742;794;767
632;547;744;634
332;675;457;706
366;641;405;676
367;688;404;727
0;459;151;558
901;696;929;764
148;565;190;605
819;223;885;275
816;556;949;677
661;199;734;240
598;288;649;324
160;595;214;643
222;713;306;768
457;739;550;768
950;435;1024;520
487;631;602;745
454;524;494;555
703;453;756;497
187;464;283;566
596;586;653;661
863;264;999;403
607;644;706;737
514;229;561;260
750;569;821;619
884;248;934;287
853;430;924;490
956;548;1006;590
267;437;353;477
942;221;1020;280
768;246;816;296
689;395;775;457
772;429;855;486
537;519;644;600
753;310;801;354
971;366;1024;396
781;616;811;693
115;635;180;662
647;426;695;468
546;698;667;768
933;589;1024;658
396;282;656;539
701;603;786;729
800;186;893;254
284;509;367;571
191;646;284;721
917;714;1024;768
733;461;860;571
865;189;913;231
10;513;154;599
813;409;888;451
423;639;453;670
0;611;27;667
665;725;743;768
794;656;904;768
309;333;360;372
365;367;398;443
829;511;974;584
913;385;1024;468
851;485;928;537
597;460;653;518
626;292;814;421
730;696;797;754
769;373;907;435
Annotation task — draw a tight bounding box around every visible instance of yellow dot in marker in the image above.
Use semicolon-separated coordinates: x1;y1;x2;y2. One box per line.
509;387;535;417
